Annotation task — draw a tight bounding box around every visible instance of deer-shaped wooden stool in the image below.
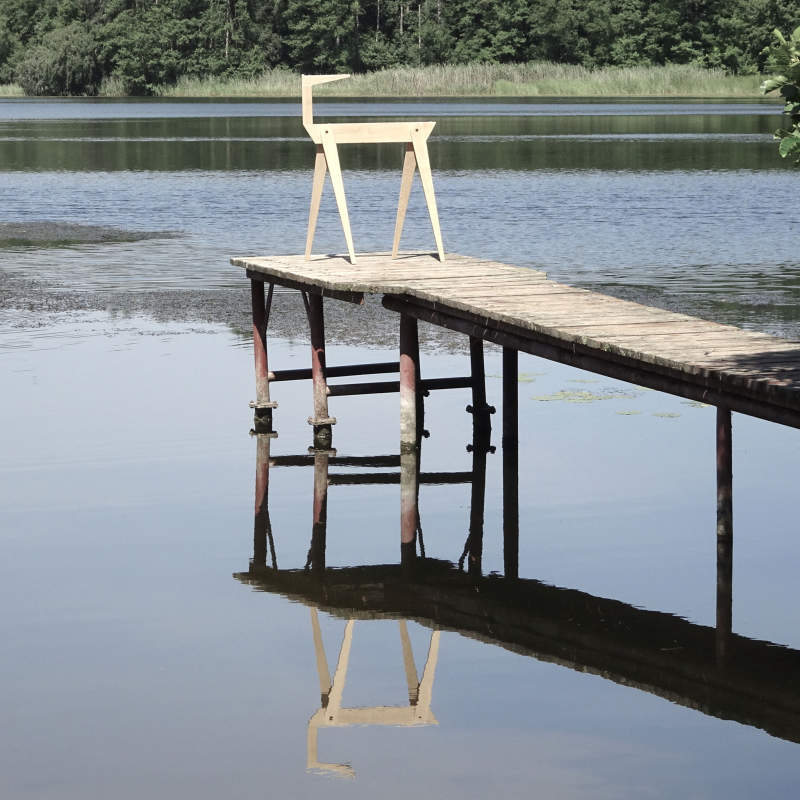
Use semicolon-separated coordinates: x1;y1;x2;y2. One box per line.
302;73;446;265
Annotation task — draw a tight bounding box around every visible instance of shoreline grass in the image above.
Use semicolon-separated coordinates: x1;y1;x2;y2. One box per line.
0;83;24;97
1;63;769;100
152;62;765;99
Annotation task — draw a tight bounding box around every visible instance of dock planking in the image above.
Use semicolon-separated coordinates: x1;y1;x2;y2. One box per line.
233;251;800;429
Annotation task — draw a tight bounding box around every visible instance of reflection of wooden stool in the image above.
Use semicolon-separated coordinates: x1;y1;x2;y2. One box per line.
307;610;440;778
302;74;446;265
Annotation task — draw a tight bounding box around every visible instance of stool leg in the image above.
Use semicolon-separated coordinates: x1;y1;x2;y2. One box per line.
305;144;327;259
392;142;417;258
411;128;445;262
321;129;357;264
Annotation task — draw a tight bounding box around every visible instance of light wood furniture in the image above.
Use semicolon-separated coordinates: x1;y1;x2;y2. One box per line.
302;74;446;265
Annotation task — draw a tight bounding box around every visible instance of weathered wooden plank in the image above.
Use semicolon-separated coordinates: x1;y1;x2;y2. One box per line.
391;293;800;412
382;295;800;426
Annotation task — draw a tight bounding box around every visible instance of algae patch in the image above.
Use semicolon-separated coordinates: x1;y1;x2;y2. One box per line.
488;371;544;383
0;222;177;249
532;387;641;403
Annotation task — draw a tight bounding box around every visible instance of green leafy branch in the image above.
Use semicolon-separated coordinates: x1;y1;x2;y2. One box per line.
760;26;800;165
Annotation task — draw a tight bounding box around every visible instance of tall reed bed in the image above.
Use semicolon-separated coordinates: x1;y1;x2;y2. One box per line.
153;62;763;98
0;83;24;97
494;63;760;96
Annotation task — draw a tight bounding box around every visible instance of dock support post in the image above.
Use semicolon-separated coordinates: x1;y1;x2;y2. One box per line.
716;405;733;663
503;347;519;580
400;314;420;454
253;433;277;570
467;336;494;438
400;314;420;569
250;280;277;433
305;293;335;448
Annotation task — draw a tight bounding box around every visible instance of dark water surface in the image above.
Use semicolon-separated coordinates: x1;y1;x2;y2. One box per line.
2;98;800;798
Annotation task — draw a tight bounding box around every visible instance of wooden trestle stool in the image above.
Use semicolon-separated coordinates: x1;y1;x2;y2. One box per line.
302;73;446;264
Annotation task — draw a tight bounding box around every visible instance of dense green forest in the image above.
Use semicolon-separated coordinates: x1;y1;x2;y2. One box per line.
0;0;797;95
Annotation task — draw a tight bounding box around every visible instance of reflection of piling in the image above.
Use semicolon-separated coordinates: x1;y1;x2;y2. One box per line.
304;293;335;448
503;348;519;579
308;448;332;574
716;406;733;664
253;433;277;570
462;436;488;577
250;280;277;433
400;448;420;569
467;336;494;439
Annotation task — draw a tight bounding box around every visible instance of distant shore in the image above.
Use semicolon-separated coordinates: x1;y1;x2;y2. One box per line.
0;62;770;100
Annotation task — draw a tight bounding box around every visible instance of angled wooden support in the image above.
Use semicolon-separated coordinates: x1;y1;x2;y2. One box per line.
305;145;327;260
302;74;446;264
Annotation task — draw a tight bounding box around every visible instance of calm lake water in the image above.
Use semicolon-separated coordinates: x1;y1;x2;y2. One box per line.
2;97;800;798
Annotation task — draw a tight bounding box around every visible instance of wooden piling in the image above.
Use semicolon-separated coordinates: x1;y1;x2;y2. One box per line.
306;293;335;448
503;347;519;580
399;312;420;566
250;280;277;433
399;314;419;454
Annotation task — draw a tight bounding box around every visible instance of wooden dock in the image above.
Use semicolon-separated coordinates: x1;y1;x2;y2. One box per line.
232;266;800;750
233;251;800;430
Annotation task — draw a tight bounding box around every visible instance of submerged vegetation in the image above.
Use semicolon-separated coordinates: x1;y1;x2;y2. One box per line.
0;0;796;97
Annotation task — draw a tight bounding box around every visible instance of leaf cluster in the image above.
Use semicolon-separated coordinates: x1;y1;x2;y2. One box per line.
760;25;800;163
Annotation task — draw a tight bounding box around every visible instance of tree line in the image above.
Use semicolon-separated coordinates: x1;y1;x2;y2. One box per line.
0;0;798;95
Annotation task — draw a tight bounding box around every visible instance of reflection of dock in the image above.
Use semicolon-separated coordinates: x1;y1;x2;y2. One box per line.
241;559;800;747
243;424;484;777
236;426;800;749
